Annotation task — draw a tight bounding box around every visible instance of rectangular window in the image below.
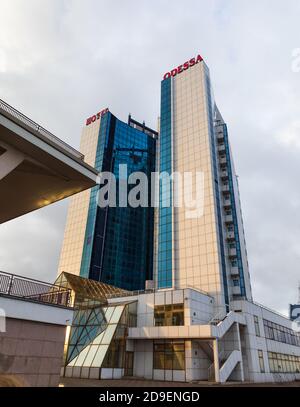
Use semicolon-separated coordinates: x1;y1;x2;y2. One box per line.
263;319;300;346
267;352;300;373
258;350;265;373
153;340;185;371
254;315;260;337
154;304;184;326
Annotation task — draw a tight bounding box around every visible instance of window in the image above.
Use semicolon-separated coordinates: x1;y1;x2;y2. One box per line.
254;315;260;337
154;304;184;326
268;352;300;373
153;340;185;370
258;350;265;373
263;319;300;346
233;279;240;287
102;337;125;368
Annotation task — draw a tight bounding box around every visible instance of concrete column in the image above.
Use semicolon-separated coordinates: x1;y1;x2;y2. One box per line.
236;323;245;381
213;338;220;383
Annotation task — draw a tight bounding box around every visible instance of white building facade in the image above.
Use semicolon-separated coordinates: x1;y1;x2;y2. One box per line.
62;285;300;383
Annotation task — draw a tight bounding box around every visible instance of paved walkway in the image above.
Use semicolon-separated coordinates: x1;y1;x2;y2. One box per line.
60;377;300;387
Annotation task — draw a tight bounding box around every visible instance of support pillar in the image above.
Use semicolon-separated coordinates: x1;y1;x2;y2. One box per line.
213;338;220;383
236;322;245;381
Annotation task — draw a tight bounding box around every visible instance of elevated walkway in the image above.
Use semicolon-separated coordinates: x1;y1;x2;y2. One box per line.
0;98;98;223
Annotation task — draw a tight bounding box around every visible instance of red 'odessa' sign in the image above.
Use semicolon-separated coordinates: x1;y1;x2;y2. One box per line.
163;54;203;80
86;107;109;126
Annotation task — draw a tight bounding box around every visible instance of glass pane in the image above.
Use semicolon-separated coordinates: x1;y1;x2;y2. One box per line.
82;345;98;367
164;353;173;370
110;306;125;323
75;344;91;367
173;341;185;352
101;325;116;345
92;330;105;345
104;307;115;322
173;351;185;370
91;344;109;367
153;352;164;369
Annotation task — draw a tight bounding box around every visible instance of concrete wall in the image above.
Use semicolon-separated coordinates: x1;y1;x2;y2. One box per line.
0;317;66;386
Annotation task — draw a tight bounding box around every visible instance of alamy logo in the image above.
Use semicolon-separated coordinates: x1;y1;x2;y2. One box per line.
96;165;205;219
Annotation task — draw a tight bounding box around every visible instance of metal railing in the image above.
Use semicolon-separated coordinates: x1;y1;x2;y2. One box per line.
106;284;212;300
208;309;228;325
0;98;84;160
249;299;289;320
0;271;72;308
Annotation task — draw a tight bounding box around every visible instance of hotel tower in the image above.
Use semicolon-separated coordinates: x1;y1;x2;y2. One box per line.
157;55;252;313
58;111;157;291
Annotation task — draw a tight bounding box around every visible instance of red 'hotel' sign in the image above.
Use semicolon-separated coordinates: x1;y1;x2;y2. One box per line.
86;108;109;126
163;54;203;80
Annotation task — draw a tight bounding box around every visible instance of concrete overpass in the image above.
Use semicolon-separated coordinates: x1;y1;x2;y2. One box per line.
0;98;98;223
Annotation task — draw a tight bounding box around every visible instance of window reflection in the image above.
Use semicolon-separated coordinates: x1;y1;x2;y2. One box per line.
263;319;300;346
153;340;185;370
268;352;300;373
154;304;184;326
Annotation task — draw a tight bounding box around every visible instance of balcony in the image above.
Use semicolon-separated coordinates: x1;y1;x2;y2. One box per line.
223;198;231;208
220;170;229;180
217;131;224;141
221;185;230;193
218;144;226;153
219;158;227;168
228;248;237;257
225;214;233;223
226;231;235;241
230;267;239;276
232;286;242;296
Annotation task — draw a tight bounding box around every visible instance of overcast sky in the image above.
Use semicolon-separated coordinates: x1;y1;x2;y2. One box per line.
0;0;300;315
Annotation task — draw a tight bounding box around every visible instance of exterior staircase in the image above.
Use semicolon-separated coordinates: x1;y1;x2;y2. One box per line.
219;350;242;383
207;311;246;383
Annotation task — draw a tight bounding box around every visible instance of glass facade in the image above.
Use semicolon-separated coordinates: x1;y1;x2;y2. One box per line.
268;352;300;373
56;271;137;380
80;112;157;291
153;340;185;370
80;113;110;279
64;300;137;376
154;304;184;326
157;77;173;289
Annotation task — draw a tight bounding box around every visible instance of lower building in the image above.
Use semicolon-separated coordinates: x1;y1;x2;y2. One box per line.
0;271;73;387
59;273;300;384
